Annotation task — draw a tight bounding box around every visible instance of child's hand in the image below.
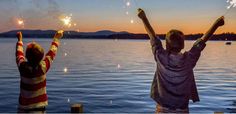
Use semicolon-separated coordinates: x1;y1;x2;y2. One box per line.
215;16;225;27
17;32;22;41
137;8;146;19
54;30;64;39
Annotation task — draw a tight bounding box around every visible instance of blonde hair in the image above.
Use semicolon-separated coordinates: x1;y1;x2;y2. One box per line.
26;42;44;67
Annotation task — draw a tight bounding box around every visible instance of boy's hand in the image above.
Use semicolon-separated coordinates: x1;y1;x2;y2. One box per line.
17;32;22;41
137;8;147;20
215;16;225;27
54;30;64;39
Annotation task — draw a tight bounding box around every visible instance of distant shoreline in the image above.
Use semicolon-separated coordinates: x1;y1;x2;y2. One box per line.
0;30;235;41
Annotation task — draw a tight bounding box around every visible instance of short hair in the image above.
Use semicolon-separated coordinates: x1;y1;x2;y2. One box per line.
165;29;185;53
26;42;44;66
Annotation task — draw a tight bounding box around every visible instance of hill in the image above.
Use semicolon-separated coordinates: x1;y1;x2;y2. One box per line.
0;30;235;41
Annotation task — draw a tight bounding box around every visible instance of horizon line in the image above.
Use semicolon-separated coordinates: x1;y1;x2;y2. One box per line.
0;29;235;35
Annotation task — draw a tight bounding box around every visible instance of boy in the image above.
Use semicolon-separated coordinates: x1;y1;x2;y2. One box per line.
16;30;63;113
137;8;224;113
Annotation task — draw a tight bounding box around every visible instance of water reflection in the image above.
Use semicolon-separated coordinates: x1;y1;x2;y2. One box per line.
0;39;235;113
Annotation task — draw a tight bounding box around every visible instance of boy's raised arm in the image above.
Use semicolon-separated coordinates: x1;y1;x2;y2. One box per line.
16;32;25;66
137;8;163;55
201;16;225;43
138;8;156;40
41;30;63;73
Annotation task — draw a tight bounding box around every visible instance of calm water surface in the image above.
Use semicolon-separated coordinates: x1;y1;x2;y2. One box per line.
0;38;235;113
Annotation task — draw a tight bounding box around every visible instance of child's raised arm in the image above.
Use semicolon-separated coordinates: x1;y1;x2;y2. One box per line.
138;8;156;40
137;8;163;55
201;16;225;43
16;32;25;67
41;30;63;73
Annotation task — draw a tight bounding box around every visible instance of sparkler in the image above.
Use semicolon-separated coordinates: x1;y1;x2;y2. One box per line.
61;16;72;28
16;18;25;28
59;14;77;74
18;20;24;25
60;14;77;28
224;0;236;15
227;0;236;9
60;13;77;28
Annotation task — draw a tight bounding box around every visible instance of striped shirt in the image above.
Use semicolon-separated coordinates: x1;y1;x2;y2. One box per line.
16;38;59;109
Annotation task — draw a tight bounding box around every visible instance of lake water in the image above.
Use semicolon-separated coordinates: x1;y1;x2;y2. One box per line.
0;38;235;113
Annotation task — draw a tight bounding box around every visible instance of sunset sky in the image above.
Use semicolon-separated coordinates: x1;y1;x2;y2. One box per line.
0;0;235;34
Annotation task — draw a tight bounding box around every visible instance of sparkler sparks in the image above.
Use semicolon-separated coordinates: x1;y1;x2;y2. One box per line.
18;20;24;25
64;67;68;73
124;0;137;24
62;16;71;26
227;0;236;9
60;14;77;29
117;64;121;69
126;1;131;7
16;18;24;27
60;15;72;28
130;19;134;24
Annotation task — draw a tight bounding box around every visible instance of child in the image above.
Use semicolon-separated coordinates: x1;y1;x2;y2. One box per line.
137;8;224;113
16;30;63;113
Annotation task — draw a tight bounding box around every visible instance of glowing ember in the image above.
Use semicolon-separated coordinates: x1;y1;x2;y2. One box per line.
227;0;236;9
64;67;68;73
17;19;24;26
18;20;24;25
126;1;131;7
61;16;72;27
117;64;121;69
130;19;134;24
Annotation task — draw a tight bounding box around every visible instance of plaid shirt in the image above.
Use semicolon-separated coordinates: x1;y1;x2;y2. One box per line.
150;37;206;109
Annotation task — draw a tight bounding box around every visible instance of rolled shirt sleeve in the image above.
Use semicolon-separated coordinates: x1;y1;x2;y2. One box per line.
150;36;164;61
188;38;206;67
